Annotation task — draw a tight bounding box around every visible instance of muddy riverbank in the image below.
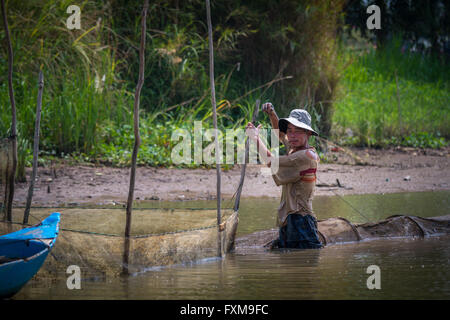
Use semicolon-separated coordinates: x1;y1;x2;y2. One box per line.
10;146;450;206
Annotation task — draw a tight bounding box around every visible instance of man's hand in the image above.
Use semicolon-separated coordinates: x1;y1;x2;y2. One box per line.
246;122;273;161
246;122;262;142
262;102;275;115
261;101;286;144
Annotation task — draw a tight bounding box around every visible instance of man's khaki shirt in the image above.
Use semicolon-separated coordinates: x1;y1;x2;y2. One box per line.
271;147;318;227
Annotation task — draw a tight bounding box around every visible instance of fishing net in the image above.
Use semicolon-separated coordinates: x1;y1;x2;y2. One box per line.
235;214;450;249
0;207;238;278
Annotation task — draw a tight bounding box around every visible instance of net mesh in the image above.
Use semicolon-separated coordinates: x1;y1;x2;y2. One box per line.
0;207;238;278
235;214;450;249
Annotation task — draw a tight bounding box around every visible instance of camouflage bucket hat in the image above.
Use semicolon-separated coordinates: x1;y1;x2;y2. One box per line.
278;109;318;136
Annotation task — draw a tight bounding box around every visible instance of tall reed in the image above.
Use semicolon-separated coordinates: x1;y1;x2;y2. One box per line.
0;0;131;158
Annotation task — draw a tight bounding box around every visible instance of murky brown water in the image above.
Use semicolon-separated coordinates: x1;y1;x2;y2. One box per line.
11;191;450;299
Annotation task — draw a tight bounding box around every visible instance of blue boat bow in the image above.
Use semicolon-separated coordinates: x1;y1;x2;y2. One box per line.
0;212;60;298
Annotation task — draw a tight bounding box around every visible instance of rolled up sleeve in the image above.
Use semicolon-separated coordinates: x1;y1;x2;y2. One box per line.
272;151;315;186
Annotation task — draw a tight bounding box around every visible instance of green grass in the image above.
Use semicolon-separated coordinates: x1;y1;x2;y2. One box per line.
333;35;449;148
0;0;281;171
2;3;448;177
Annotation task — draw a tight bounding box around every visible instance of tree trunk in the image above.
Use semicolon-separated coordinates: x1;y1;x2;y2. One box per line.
1;0;17;222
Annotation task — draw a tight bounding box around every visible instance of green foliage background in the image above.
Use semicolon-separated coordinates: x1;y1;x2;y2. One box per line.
0;0;448;173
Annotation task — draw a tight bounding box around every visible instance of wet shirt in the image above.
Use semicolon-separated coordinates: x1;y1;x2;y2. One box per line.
271;145;319;227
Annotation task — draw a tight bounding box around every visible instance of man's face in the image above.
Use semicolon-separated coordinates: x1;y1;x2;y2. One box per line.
286;123;311;148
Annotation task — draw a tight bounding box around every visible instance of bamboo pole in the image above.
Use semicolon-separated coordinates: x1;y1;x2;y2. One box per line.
205;0;223;258
233;100;260;212
23;70;44;224
122;0;148;276
1;0;17;222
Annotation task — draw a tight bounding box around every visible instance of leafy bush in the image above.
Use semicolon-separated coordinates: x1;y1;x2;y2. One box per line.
389;132;447;149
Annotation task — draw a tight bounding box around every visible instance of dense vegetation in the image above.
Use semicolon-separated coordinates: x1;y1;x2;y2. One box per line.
0;0;448;175
334;31;449;148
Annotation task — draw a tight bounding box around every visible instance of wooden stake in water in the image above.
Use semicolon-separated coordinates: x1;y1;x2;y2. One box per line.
23;70;44;224
1;0;17;222
205;0;222;258
123;0;148;275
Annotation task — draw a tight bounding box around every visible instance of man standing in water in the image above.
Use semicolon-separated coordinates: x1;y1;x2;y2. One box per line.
246;102;322;249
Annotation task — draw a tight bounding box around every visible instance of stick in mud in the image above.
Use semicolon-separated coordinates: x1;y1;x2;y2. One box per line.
24;70;44;224
122;0;148;276
205;0;223;258
1;0;17;222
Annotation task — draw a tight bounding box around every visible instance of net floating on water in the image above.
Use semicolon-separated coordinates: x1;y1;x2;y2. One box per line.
0;207;238;278
235;214;450;249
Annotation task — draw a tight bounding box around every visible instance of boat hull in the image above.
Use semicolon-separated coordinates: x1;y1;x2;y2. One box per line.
0;243;51;298
0;212;60;298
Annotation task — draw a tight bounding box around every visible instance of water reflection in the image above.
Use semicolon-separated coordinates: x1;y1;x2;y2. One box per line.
11;191;450;300
16;235;449;300
237;190;450;236
122;248;323;300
